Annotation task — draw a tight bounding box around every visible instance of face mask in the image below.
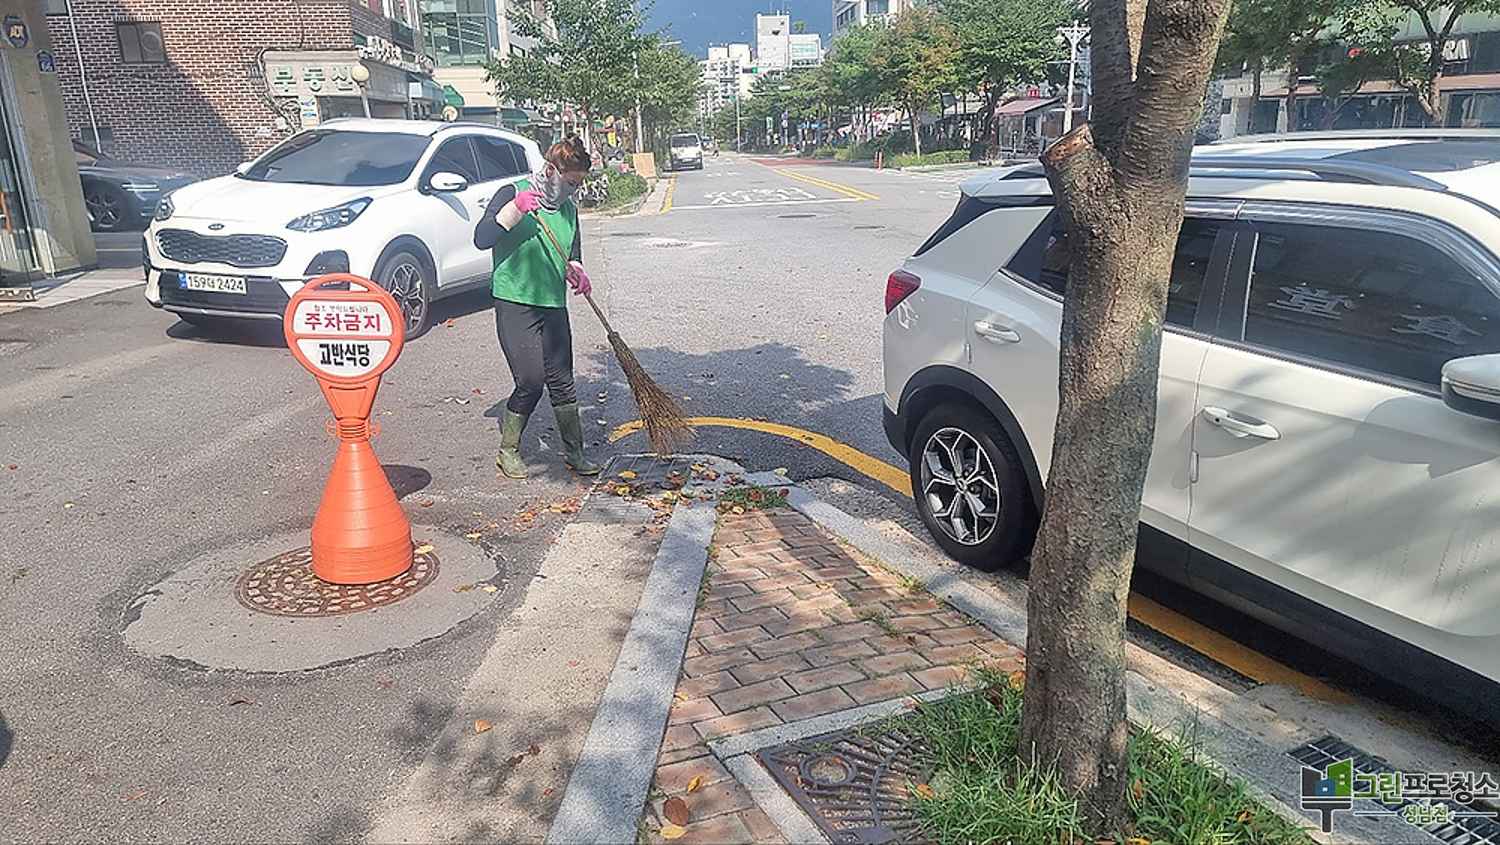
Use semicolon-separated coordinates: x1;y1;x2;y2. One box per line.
536;165;579;211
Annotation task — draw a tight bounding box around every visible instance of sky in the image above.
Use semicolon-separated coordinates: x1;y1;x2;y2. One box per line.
645;1;832;57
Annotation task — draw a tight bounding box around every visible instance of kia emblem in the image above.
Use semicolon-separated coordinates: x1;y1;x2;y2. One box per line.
208;223;225;231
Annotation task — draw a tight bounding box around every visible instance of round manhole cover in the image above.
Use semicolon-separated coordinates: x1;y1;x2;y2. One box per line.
234;547;440;617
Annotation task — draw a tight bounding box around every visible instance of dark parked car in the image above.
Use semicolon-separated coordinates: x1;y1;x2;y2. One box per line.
73;140;197;232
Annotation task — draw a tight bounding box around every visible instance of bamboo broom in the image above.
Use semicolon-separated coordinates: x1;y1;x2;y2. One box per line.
532;213;693;454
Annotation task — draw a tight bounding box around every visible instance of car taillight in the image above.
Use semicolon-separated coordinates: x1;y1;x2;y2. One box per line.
885;269;920;314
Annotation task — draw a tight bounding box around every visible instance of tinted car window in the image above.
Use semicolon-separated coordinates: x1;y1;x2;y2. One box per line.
425;137;481;183
1013;213;1219;329
1242;222;1500;387
473;136;527;181
243;130;429;186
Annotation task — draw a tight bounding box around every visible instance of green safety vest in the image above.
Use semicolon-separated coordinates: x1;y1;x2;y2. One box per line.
490;178;578;309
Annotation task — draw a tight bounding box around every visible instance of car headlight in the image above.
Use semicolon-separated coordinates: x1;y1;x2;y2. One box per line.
153;193;175;222
287;198;372;233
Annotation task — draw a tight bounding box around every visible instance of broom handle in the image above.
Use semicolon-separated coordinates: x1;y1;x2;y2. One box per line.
532;213;617;336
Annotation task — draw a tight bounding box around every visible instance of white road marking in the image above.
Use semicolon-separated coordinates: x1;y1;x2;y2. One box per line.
670;197;862;211
704;187;820;205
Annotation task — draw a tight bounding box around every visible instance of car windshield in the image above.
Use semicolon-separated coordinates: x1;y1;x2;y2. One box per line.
670;135;700;147
241;130;429;186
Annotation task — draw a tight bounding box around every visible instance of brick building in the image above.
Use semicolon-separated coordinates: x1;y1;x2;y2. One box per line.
44;0;442;176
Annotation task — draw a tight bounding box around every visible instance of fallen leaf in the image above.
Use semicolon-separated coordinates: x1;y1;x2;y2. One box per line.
473;719;492;734
472;387;484;395
444;318;456;328
619;470;638;480
465;532;483;540
481;584;499;593
660;823;687;840
123;790;148;802
1007;670;1025;691
227;697;254;707
731;506;745;515
528;743;541;756
507;753;526;766
375;675;395;689
913;783;936;799
1130;779;1145;801
1235;810;1252;824
419;499;434;508
415;543;435;555
1126;839;1151;845
615;486;631;496
63;502;75;509
453;584;475;593
543;787;555;797
567;660;580;667
663;796;690;826
772;467;789;477
686;775;703;793
5;464;16;470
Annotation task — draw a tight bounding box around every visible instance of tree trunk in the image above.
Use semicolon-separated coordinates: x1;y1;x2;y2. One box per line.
981;85;1002;147
909;100;923;157
1248;59;1263;134
1284;82;1298;132
1021;0;1230;833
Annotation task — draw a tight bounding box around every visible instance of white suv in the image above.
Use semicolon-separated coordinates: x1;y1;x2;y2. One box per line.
883;130;1500;723
668;133;703;171
144;118;543;338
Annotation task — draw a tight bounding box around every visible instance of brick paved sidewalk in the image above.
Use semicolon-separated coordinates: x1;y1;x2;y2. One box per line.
641;508;1025;844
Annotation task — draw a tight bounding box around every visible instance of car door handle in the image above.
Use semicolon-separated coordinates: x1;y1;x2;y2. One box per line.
974;321;1021;344
1201;406;1280;440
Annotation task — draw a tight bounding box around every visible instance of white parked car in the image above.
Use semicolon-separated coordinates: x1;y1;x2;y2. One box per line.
883;130;1500;722
668;132;704;171
144;118;544;338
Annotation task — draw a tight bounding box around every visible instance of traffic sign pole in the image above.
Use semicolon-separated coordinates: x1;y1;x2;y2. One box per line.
284;274;412;585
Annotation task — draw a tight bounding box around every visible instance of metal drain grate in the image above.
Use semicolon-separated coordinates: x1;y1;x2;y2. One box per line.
756;722;934;845
1288;735;1500;843
234;547;440;617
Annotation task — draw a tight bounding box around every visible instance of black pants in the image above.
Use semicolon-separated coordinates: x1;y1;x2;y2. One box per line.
495;299;576;415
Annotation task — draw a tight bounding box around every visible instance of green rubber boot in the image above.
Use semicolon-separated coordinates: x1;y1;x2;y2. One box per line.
554;403;601;476
497;410;530;479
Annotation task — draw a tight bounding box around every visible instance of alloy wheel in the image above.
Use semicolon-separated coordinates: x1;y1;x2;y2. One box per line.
919;427;1000;547
85;190;121;229
385;261;426;335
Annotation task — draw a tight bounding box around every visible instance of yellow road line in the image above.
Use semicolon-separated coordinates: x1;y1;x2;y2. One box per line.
1127;594;1355;703
660;175;677;214
779;168;881;201
610;414;1347;702
609;416;911;496
749;158;881;201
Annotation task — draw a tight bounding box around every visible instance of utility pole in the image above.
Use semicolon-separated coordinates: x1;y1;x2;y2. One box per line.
1056;23;1090;134
735;92;742;152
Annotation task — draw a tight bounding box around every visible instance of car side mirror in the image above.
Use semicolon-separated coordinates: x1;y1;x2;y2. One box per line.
235;161;253;176
428;171;469;193
1441;354;1500;421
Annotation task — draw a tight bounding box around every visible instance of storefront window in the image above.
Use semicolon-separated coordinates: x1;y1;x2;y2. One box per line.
423;0;496;67
0;83;38;286
1447;92;1500;127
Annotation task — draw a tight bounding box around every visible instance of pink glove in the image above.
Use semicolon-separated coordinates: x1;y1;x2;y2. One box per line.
566;261;591;297
513;190;542;214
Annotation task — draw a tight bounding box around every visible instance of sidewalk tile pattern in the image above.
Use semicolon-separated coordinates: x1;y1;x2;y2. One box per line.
643;509;1025;844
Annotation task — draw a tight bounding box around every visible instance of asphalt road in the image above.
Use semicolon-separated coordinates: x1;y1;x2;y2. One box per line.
1;153;1490;841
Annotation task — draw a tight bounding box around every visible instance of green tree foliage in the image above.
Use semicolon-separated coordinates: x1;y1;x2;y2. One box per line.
944;0;1071;145
869;8;959;156
1372;0;1500;123
636;40;706;142
485;0;651;144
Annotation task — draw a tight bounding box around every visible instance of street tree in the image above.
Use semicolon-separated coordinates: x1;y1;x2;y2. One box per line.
1220;0;1352;132
869;8;959;157
943;0;1071;148
485;0;651;147
1374;0;1500;123
1022;0;1230;832
635;40;705;143
822;25;887;141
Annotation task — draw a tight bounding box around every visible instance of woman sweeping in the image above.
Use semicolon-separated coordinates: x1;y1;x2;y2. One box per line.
473;136;599;479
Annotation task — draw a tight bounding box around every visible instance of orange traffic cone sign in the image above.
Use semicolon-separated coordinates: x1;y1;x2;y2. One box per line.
284;273;411;585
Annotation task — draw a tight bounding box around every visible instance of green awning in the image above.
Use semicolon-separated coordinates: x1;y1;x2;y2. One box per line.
443;85;465;108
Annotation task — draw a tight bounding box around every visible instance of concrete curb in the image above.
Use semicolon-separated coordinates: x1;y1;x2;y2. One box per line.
774;485;1426;845
545;501;717;845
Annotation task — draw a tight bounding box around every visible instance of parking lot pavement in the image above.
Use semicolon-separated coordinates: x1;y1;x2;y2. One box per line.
94;229;144;270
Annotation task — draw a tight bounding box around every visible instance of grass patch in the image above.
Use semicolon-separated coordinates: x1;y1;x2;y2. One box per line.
888;150;971;169
717;485;788;512
856;608;901;637
905;670;1315;844
898;573;926;595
